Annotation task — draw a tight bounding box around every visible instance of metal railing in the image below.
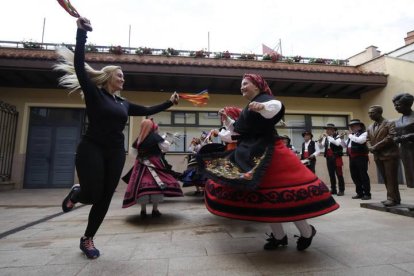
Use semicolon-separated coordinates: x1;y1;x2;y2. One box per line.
0;40;349;66
0;101;18;182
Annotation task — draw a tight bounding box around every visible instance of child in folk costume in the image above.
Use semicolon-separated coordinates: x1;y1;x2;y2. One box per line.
122;119;183;218
199;74;339;251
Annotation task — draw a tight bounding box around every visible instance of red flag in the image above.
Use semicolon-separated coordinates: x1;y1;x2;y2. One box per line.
262;44;279;55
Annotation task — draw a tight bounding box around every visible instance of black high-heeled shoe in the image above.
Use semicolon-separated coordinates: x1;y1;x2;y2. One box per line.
263;233;288;250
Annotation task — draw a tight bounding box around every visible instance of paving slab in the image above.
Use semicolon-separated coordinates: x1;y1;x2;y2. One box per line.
0;183;414;275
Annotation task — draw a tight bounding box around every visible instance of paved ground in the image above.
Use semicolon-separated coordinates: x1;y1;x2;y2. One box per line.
1;183;414;276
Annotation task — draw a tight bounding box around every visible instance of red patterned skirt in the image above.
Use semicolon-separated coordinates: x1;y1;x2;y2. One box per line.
204;140;339;222
123;156;183;208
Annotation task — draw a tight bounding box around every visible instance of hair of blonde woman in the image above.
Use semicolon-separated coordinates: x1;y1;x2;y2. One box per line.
53;47;122;97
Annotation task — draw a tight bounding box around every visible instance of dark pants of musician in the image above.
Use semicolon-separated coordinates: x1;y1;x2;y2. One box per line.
375;158;401;203
349;156;371;197
326;156;345;193
307;160;316;173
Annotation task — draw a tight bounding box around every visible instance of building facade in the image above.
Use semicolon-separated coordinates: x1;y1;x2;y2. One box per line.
1;33;413;189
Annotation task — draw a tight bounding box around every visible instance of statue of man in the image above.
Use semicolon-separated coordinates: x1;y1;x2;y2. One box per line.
366;105;401;207
392;93;414;188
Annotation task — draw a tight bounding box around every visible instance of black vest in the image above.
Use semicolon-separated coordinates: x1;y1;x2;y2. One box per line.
136;132;164;158
301;140;316;159
347;131;368;155
324;135;343;157
231;93;284;172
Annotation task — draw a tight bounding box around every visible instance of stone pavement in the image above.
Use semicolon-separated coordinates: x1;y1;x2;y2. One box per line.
1;183;414;276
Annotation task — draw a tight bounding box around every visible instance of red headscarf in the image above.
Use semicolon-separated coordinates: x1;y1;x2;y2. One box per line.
220;106;242;122
133;118;158;149
243;73;273;95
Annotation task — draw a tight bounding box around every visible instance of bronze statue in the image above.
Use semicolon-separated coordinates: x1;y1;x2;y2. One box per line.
366;105;401;207
392;93;414;188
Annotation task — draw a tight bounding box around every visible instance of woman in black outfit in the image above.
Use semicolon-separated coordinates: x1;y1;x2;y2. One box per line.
54;17;179;259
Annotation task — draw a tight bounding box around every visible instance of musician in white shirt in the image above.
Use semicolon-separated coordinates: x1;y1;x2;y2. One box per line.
301;131;320;173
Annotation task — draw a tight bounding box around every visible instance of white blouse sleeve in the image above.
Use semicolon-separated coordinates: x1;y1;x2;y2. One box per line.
258;100;282;119
158;140;171;153
349;132;367;144
219;128;236;143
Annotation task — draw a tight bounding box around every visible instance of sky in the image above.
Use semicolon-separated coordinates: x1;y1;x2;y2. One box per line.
2;0;414;59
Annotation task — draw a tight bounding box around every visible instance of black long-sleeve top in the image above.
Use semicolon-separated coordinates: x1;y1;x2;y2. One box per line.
74;29;173;148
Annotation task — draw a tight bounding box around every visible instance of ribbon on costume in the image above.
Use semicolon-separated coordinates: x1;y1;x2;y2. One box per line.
179;89;209;107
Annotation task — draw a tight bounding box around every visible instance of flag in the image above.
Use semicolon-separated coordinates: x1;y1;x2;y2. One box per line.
262;44;279;56
179;89;209;107
57;0;80;18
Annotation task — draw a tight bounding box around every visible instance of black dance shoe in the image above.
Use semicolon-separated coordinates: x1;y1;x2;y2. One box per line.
263;233;288;250
296;225;316;251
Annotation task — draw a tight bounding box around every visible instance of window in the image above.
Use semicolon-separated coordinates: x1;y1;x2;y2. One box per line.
150;111;221;152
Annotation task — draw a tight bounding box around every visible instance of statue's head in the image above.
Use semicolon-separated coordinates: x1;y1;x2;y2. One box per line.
392;93;414;114
368;105;383;121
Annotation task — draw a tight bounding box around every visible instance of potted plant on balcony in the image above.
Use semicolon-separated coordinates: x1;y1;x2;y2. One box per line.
293;55;302;62
162;48;179;56
22;40;42;49
85;43;98;53
135;47;152;56
214;51;231;59
239;53;256;60
190;49;207;58
262;53;280;62
109;45;124;55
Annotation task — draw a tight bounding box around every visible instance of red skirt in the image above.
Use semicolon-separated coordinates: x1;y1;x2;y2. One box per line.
123;156;183;208
204;140;339;222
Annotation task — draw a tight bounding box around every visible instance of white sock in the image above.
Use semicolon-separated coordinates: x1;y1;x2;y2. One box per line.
294;220;312;238
269;223;286;240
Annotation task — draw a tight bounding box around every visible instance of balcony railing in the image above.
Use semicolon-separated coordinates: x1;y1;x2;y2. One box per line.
0;40;349;66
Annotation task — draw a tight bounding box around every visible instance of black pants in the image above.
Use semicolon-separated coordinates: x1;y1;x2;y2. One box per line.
349;156;371;196
73;138;126;237
306;160;316;173
326;156;345;192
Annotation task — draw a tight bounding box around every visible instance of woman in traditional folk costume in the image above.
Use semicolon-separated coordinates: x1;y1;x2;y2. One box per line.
122;119;183;217
200;74;339;251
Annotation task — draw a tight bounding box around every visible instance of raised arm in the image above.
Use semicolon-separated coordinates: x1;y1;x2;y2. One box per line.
74;17;98;101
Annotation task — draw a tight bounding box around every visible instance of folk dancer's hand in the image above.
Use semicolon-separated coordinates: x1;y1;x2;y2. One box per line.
248;101;265;112
77;17;92;32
